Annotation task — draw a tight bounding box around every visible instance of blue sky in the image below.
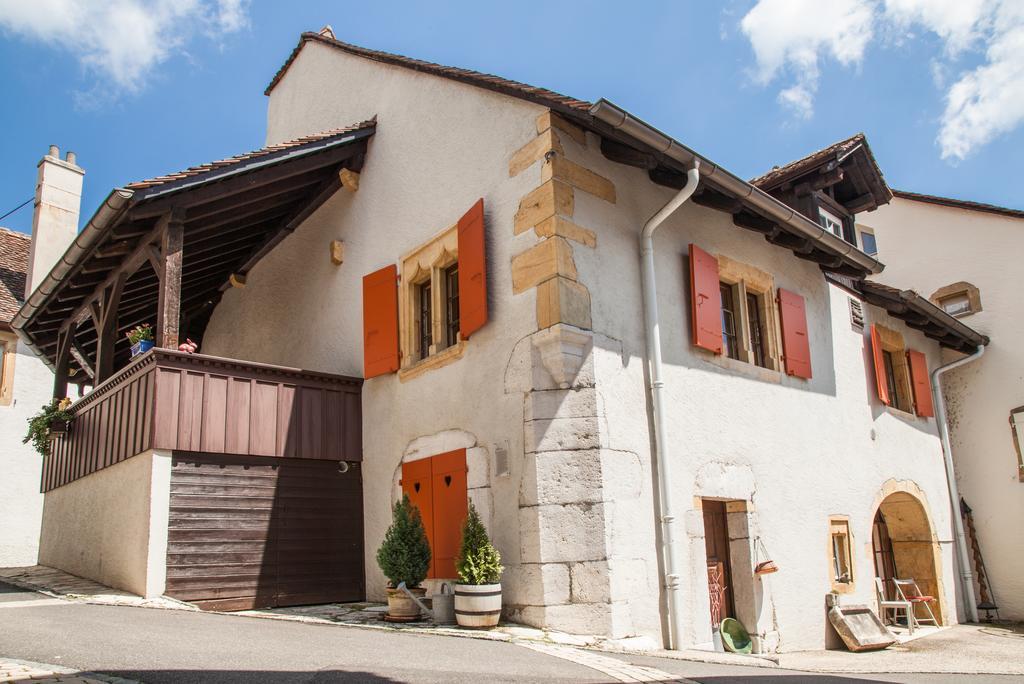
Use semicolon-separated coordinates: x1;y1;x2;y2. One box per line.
1;0;1021;235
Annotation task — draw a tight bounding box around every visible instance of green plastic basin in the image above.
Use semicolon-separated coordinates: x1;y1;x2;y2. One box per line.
720;617;753;654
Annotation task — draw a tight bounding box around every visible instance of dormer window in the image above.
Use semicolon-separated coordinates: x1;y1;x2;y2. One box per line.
818;207;844;238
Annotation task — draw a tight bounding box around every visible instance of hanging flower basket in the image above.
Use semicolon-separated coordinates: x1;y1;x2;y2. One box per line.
753;537;778;575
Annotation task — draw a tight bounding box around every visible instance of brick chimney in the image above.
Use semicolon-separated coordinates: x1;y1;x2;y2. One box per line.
26;145;84;297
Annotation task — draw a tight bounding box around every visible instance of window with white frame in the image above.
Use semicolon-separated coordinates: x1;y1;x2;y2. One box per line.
860;229;878;256
939;292;972;317
818;207;845;238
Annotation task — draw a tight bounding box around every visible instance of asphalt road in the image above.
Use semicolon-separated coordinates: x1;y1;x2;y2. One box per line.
0;581;1017;683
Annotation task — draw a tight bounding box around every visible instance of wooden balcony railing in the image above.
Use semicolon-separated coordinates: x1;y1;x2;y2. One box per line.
42;349;362;492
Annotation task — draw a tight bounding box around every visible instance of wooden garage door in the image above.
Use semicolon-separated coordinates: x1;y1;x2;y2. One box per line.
165;454;364;611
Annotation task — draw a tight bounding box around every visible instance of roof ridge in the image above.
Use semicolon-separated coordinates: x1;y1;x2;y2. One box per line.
892;189;1024;219
0;226;31;241
750;131;866;187
264;32;592;115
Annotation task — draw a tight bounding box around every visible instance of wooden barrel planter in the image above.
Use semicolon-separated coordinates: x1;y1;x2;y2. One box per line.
454;583;501;628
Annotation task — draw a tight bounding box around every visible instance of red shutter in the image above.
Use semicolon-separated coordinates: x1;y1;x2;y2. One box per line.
430;449;468;579
870;324;890;406
401;458;435;577
907;349;934;417
458;199;487;339
362;264;399;379
777;288;812;379
689;244;723;353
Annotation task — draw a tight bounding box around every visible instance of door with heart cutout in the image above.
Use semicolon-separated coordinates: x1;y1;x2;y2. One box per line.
401;448;469;578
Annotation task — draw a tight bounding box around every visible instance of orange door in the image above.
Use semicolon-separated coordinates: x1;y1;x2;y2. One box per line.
430;449;468;578
401;457;435;576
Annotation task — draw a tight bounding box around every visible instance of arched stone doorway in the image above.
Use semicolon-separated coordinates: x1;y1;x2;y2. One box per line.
872;488;946;625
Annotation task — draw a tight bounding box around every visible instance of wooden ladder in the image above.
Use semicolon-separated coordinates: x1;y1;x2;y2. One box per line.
961;497;999;617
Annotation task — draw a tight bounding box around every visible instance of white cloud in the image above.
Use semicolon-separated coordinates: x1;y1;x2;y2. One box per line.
740;0;874;120
738;0;1024;160
937;2;1024;159
0;0;249;96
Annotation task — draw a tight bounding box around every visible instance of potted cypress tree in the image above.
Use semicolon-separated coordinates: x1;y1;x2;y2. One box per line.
376;494;431;621
454;502;503;628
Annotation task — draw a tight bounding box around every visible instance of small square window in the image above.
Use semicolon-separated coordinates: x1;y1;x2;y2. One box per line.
818;208;845;238
830;518;854;588
939;292;972;317
860;230;878;256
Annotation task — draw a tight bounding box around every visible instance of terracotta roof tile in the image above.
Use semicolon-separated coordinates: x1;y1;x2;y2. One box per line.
0;227;30;323
750;133;867;189
125;119;376;190
265;32;592;115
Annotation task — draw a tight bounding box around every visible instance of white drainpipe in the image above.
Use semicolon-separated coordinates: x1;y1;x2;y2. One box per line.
930;344;984;624
641;160;700;650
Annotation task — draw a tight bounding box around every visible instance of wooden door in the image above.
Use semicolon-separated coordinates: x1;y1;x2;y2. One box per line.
165;454;364;611
703;500;735;622
872;509;898;603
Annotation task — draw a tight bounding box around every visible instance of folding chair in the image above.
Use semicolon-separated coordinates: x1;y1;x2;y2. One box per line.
893;578;939;628
874;577;914;635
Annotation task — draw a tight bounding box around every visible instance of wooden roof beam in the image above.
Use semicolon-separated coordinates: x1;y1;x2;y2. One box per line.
128;141;366;219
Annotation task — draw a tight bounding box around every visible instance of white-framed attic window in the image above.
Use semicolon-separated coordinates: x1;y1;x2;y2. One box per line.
818;207;845;238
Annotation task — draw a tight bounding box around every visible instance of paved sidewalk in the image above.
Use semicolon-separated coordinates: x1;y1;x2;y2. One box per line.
0;567;192;611
0;658;138;684
776;623;1024;675
6;566;1022;677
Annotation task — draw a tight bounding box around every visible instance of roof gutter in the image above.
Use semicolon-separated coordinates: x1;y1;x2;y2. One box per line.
11;188;135;365
588;99;884;276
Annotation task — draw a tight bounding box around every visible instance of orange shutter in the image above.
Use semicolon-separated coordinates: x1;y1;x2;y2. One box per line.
401;458;436;577
430;449;468;579
777;288;812;379
458;199;488;339
362;264;399;379
907;349;934;417
870;324;890;406
689;244;723;353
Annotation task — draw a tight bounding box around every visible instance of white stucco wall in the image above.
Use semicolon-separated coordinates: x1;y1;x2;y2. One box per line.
864;197;1023;620
199;40;958;651
203;42;549;604
560;134;958;651
0;339;56;567
38;450;171;596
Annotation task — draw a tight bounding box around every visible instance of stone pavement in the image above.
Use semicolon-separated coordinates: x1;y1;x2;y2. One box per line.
0;567;191;611
775;623;1024;675
0;658;138;684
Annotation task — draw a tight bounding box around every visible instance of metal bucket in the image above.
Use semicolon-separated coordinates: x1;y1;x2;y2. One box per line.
431;583;456;625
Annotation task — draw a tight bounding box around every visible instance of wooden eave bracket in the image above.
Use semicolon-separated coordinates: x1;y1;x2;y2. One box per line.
339;167;360;192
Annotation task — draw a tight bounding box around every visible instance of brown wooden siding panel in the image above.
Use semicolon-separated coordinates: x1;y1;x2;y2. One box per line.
249;381;277;457
225;377;251;454
164;454;365;611
201;375;227;453
41;351;362;492
277;385;296;459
